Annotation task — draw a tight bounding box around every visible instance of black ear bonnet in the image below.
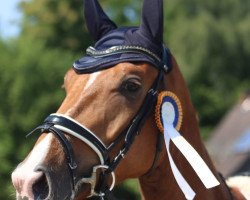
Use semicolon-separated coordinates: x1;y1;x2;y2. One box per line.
73;0;172;74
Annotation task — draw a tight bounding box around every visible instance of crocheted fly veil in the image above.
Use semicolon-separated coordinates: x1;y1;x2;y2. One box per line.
73;0;171;73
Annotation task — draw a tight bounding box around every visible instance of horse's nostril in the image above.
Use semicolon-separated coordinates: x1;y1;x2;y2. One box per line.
32;173;49;200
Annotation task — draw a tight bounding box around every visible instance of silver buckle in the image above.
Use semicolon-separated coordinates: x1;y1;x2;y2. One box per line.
75;165;116;198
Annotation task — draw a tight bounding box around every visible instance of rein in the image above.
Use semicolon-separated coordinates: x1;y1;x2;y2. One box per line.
27;46;170;199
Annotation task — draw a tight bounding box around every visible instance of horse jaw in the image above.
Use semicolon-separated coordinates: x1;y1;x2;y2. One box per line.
138;56;233;200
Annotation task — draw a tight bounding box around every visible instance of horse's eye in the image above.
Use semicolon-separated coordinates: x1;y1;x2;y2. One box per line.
120;78;141;95
124;82;140;92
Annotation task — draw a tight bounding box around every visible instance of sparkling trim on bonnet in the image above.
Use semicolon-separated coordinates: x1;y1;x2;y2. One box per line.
86;46;161;62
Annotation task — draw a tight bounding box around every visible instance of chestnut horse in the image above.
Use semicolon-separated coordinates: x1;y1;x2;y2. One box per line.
12;0;248;199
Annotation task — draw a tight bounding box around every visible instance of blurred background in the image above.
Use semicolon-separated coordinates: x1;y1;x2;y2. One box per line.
0;0;249;199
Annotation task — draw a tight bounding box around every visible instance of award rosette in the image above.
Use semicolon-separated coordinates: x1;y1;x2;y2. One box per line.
155;91;183;133
154;91;219;200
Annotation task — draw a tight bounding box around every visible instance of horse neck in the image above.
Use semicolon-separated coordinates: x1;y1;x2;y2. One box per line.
138;58;233;200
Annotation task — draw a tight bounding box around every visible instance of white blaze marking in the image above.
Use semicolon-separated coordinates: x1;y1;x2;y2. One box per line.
83;71;101;92
64;71;103;116
24;133;53;168
12;133;53;198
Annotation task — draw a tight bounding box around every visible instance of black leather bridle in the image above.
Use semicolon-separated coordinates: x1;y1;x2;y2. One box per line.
27;46;171;200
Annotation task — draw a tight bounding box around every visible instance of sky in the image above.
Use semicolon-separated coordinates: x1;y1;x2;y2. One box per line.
0;0;22;39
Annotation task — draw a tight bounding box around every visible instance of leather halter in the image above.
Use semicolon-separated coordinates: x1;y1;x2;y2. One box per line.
27;46;171;199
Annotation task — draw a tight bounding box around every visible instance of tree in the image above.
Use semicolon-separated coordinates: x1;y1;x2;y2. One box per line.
1;0;250;199
0;36;75;199
20;0;141;53
165;0;250;129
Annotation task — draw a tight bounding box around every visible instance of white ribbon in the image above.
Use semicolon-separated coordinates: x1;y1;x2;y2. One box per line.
162;103;220;199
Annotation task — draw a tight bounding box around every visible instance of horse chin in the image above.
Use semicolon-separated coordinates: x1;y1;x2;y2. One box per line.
32;165;73;200
32;172;50;200
73;182;92;200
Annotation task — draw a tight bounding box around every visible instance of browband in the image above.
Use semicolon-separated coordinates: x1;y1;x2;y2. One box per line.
73;44;172;74
87;46;161;62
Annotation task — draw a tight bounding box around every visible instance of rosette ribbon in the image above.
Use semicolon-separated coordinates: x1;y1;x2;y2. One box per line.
156;92;220;199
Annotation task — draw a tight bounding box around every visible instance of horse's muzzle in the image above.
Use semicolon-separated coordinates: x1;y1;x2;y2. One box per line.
12;164;73;200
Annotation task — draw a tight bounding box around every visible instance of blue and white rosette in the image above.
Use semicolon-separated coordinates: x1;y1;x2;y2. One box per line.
155;91;219;200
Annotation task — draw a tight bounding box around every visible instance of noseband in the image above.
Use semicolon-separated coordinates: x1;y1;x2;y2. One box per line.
27;46;171;199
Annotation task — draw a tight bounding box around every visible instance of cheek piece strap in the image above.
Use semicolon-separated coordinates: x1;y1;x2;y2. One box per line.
26;46;170;200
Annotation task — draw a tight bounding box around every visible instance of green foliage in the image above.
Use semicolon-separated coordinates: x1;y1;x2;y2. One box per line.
0;0;250;199
20;0;141;53
0;36;75;199
114;179;140;200
165;0;250;127
20;0;92;52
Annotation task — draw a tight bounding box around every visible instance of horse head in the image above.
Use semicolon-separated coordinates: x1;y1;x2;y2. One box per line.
12;0;168;199
12;0;240;200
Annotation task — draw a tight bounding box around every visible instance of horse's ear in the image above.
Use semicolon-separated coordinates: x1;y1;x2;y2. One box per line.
139;0;164;45
84;0;117;41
